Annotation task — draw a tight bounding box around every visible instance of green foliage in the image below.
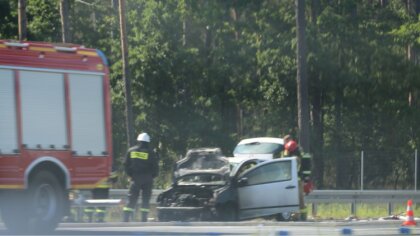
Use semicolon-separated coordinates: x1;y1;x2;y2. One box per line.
0;0;17;39
26;0;61;41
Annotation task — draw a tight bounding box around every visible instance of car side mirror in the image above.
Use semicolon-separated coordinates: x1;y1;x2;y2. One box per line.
237;177;248;187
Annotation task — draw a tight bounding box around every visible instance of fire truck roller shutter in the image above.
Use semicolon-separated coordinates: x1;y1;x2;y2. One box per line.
0;69;18;154
20;71;67;150
69;73;106;156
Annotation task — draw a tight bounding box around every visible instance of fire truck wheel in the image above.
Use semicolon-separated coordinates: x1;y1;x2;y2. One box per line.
26;171;66;232
2;171;66;233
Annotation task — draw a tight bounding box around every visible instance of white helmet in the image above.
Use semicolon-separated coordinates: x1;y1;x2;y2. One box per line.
137;133;150;142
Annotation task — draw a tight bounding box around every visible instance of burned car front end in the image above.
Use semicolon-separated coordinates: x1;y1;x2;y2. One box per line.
157;172;228;221
156;148;230;221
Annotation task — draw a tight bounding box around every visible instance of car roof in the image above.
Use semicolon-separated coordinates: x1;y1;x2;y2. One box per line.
237;137;284;145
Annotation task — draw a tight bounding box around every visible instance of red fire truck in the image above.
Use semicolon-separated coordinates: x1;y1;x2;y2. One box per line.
0;40;113;232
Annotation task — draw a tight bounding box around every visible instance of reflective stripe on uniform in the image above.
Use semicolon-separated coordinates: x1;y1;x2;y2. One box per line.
96;209;106;213
140;208;150;212
302;153;311;159
84;208;94;213
123;207;135;212
130;151;149;160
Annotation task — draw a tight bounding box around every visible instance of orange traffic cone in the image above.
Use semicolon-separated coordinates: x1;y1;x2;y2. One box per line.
402;199;417;226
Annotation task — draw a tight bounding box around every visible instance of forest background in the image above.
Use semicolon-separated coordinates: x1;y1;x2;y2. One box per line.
1;0;419;190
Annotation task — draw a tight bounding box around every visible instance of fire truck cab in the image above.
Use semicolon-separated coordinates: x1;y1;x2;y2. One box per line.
0;40;113;233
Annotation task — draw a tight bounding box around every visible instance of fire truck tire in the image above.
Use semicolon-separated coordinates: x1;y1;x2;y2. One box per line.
27;171;66;232
1;171;66;233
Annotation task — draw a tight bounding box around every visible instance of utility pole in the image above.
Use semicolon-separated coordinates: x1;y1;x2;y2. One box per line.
296;0;310;152
60;0;71;43
118;0;135;147
18;0;27;41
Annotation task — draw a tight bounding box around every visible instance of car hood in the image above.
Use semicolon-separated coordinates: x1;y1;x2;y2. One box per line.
174;149;230;179
175;167;230;179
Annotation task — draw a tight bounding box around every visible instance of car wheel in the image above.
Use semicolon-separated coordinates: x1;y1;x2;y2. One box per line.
157;211;170;222
275;211;292;221
219;204;237;221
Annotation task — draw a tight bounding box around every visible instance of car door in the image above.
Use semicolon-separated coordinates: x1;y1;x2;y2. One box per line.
236;157;299;220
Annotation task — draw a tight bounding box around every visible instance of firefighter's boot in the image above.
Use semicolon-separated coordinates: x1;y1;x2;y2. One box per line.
86;213;93;223
123;207;134;222
84;208;94;223
96;213;105;223
123;211;132;222
299;207;308;221
141;212;148;222
95;208;106;223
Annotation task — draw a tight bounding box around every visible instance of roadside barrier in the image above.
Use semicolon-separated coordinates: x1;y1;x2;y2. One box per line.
70;189;420;222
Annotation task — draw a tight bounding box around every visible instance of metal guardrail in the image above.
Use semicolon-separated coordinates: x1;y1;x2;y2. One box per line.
305;190;420;216
73;189;420;217
306;190;420;203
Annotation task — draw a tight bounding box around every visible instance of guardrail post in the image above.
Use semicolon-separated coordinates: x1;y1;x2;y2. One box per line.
311;203;317;217
361;151;364;191
415;149;418;191
388;202;393;216
351;202;356;216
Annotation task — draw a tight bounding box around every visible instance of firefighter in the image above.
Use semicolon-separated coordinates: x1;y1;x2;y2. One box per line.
123;132;159;222
84;171;118;223
283;137;308;221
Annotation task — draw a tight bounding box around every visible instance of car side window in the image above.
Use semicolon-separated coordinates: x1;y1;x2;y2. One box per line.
244;160;292;186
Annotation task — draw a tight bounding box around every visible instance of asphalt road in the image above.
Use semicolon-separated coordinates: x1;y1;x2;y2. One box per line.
0;220;417;235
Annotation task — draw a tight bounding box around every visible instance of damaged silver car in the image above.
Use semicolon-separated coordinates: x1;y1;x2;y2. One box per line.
156;147;300;221
157;147;230;221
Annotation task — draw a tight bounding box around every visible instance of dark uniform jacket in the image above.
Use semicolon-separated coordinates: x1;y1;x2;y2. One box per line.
124;143;159;180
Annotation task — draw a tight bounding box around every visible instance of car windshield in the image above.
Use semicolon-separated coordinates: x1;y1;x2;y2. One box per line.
178;153;228;170
233;142;283;154
177;173;227;185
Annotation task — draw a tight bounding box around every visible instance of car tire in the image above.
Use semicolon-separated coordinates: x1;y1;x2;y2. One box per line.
275;211;292;221
219;204;237;221
157;211;170;222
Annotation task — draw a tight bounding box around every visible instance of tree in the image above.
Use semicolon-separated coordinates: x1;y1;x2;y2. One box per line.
18;0;27;40
59;0;71;43
118;0;135;147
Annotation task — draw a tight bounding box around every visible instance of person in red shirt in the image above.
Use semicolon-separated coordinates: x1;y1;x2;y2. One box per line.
283;135;312;220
